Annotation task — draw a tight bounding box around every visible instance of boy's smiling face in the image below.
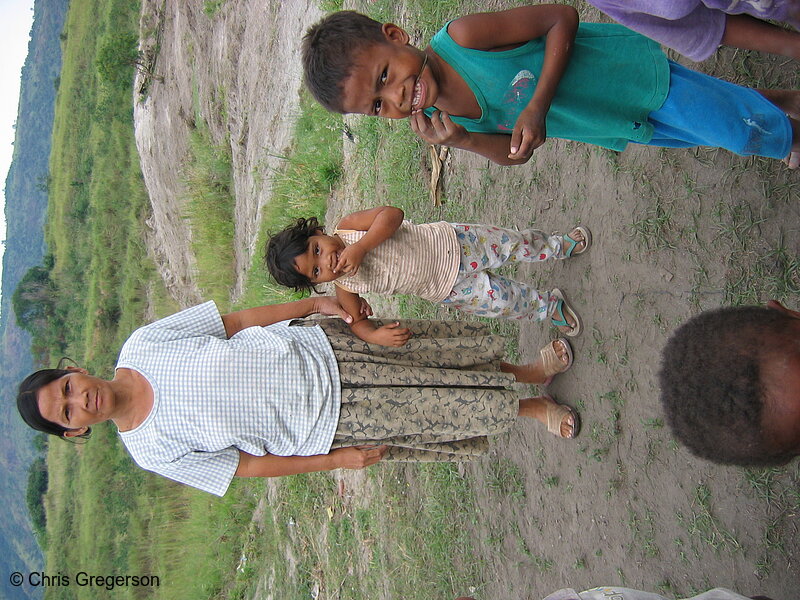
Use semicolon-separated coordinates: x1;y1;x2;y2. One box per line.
294;232;347;283
340;24;438;118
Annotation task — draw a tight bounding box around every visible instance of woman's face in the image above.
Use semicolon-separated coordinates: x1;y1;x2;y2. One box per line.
36;368;115;436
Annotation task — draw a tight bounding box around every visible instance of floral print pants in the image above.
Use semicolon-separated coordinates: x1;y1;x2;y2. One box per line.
441;223;564;321
317;318;519;461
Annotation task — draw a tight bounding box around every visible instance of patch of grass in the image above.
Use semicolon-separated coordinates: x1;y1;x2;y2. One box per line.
317;0;344;10
543;476;559;488
183;124;236;306
628;197;677;251
677;485;741;553
486;457;526;499
742;468;783;505
627;505;660;558
203;0;227;17
238;91;343;309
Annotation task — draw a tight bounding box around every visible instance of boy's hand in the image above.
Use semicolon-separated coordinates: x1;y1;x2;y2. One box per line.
410;110;470;148
370;322;412;347
335;244;367;276
509;105;547;161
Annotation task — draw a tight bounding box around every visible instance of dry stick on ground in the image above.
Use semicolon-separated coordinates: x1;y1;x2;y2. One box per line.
428;145;449;206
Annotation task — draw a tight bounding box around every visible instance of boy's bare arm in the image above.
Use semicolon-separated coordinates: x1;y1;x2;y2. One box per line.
428;4;578;163
336;206;404;275
410;111;529;165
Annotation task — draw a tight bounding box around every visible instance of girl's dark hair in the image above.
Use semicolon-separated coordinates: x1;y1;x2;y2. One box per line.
17;368;92;440
265;217;322;293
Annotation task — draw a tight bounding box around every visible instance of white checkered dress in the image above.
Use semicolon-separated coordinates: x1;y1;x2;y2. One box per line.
117;302;341;496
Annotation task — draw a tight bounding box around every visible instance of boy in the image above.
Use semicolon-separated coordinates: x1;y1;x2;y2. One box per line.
660;300;800;467
301;6;800;167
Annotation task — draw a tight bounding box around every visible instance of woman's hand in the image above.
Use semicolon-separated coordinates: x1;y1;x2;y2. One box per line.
331;445;388;469
335;243;367;276
311;296;355;323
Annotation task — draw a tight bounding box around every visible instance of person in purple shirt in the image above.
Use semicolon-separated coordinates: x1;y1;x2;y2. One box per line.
586;0;800;62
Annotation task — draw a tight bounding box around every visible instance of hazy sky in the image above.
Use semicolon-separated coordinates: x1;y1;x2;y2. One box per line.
0;0;36;304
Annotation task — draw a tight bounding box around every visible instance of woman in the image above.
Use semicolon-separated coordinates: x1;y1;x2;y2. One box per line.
18;297;578;496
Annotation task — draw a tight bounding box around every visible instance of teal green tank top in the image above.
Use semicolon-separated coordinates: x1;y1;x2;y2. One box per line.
426;22;670;151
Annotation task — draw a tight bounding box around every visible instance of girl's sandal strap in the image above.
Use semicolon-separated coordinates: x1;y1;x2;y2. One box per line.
563;226;592;258
551;289;582;337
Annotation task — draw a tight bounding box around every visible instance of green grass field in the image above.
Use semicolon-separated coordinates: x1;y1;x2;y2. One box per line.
41;1;480;598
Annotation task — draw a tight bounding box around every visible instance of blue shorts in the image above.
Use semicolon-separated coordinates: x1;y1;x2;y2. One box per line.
642;61;792;159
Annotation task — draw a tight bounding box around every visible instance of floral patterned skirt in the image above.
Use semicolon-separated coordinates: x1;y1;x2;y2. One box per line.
316;319;518;461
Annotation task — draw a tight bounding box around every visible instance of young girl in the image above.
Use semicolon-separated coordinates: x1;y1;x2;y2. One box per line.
266;206;589;378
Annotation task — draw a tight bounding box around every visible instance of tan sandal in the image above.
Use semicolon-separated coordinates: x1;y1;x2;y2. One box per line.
543;394;580;439
539;338;573;385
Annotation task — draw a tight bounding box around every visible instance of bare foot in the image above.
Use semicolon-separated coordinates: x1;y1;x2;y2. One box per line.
784;150;800;169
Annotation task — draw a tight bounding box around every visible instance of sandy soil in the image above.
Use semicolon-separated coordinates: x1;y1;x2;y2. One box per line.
134;1;800;599
326;5;800;598
134;0;324;306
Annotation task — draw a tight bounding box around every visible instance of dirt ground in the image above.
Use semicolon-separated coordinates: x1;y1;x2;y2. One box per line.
134;1;799;599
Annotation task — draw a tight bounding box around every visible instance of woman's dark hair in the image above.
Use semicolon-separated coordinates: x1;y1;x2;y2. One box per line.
17;368;92;440
265;217;322;293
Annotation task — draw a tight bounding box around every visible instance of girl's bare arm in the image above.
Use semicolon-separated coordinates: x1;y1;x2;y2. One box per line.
335;206;404;275
336;286;412;347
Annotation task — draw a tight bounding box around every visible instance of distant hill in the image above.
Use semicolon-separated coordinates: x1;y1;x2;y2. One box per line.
0;1;69;599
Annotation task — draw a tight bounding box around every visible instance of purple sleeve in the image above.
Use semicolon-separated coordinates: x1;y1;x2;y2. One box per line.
586;0;726;61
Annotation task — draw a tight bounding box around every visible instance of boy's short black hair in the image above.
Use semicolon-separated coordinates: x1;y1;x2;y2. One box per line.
659;305;792;466
302;11;386;113
265;217;322;293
